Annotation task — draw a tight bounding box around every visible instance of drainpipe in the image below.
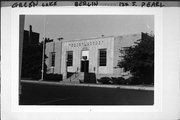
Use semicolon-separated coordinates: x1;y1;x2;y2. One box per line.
52;41;55;74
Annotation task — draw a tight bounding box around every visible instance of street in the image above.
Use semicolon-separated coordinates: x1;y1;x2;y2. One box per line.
19;82;154;105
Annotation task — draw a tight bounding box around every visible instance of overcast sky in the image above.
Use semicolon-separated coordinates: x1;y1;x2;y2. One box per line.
24;15;154;42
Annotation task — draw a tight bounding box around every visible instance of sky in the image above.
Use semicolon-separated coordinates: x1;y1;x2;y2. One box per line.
24;15;154;42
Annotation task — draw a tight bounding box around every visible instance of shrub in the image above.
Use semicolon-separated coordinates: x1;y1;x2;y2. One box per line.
126;77;142;85
111;77;126;84
44;74;63;82
97;77;112;84
117;33;154;85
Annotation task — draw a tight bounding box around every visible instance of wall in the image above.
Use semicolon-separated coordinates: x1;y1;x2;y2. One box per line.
60;36;114;79
45;40;62;74
45;34;141;79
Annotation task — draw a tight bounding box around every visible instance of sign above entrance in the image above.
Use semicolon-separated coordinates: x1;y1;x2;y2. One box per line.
82;47;89;51
68;40;104;48
82;50;89;60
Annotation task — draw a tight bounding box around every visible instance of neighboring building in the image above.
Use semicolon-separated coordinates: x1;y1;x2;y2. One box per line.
45;33;142;81
21;25;40;79
23;25;39;47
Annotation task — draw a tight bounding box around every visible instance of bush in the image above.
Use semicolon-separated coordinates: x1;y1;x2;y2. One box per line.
111;77;126;84
97;77;112;84
117;33;154;85
126;77;143;85
44;74;63;82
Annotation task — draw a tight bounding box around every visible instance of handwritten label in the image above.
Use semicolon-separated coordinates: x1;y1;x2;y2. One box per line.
42;1;57;7
12;1;38;8
11;1;165;8
11;1;57;8
119;1;165;7
96;1;165;7
141;2;165;7
75;1;98;7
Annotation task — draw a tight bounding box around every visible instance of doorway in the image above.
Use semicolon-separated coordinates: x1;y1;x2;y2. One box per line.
81;60;89;72
81;50;89;72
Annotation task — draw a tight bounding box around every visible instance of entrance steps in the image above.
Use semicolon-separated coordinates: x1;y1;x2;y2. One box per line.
62;72;84;83
62;72;98;83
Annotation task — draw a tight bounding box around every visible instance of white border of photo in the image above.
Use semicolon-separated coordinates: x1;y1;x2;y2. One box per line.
2;6;180;120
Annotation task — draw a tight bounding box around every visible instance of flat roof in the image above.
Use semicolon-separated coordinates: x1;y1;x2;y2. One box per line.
60;33;141;43
61;35;115;43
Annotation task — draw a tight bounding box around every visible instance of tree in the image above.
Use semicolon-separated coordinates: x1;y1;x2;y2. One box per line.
118;33;154;84
21;42;47;80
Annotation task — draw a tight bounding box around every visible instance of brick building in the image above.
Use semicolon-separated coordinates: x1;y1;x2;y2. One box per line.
23;25;39;47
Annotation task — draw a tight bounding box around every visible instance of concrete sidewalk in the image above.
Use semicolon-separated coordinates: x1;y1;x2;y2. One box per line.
21;80;154;91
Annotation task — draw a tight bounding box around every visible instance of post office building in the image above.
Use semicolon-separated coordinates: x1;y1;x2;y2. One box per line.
45;33;142;81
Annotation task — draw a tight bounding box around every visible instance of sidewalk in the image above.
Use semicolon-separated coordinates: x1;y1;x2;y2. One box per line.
21;80;154;91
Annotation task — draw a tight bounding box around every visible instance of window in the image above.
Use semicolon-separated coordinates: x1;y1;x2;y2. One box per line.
67;51;73;66
99;49;107;66
49;52;55;67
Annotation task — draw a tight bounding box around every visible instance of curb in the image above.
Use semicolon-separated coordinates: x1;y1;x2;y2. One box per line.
20;80;154;91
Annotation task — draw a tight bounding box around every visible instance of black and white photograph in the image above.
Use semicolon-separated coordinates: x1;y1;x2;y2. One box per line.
19;15;154;105
2;4;180;120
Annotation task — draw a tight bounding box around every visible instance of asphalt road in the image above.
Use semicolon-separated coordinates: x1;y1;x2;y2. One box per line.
19;82;154;105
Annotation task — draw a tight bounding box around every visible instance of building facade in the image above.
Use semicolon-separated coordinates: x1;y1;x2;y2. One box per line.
45;33;142;81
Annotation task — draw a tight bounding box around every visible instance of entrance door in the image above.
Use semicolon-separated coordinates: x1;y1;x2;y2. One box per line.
81;50;89;73
81;60;89;72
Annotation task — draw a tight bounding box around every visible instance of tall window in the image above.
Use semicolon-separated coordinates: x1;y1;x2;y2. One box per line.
49;52;55;67
99;49;107;66
67;51;73;66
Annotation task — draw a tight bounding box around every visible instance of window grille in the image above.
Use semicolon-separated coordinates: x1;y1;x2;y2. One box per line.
99;49;107;66
67;51;73;66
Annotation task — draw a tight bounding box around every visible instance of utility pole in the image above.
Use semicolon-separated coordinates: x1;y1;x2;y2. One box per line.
40;15;46;81
40;38;53;81
57;37;63;77
40;38;46;80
